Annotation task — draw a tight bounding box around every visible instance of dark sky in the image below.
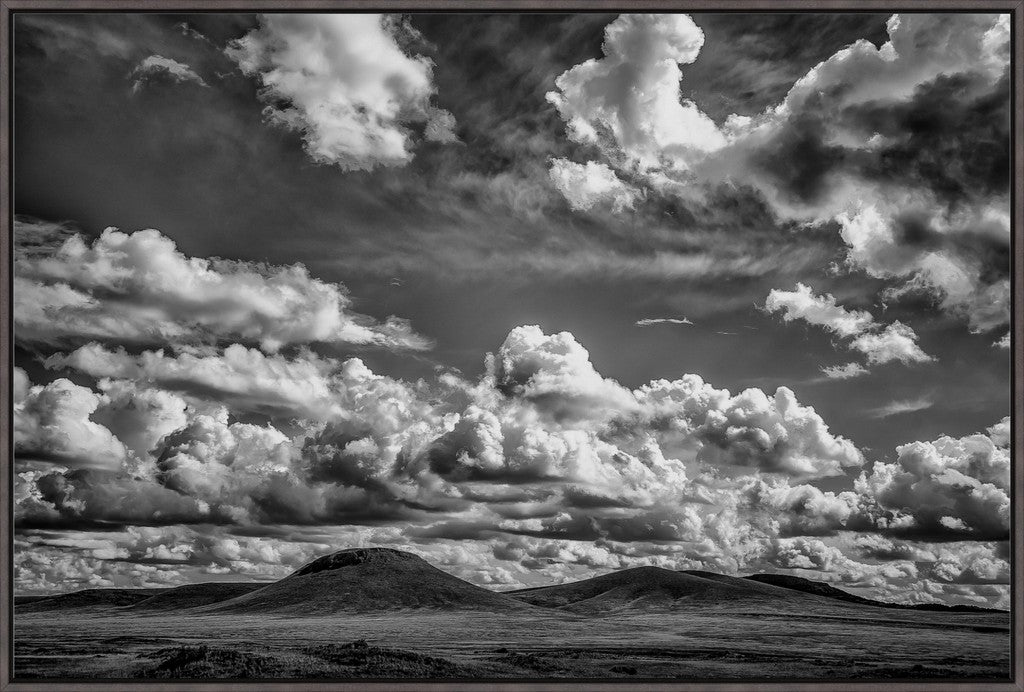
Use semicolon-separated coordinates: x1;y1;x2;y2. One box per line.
11;12;1012;607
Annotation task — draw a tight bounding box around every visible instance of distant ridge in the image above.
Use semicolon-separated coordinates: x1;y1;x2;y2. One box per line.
743;573;1004;613
128;582;266;611
508;565;808;613
17;587;168;613
206;547;534;614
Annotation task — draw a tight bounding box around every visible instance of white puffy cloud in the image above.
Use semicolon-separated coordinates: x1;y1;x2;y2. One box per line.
855;424;1010;540
227;14;456;170
849;322;933;365
548;158;639;212
766;283;933;366
16;320;1012;608
489;324;637;419
15;220;430;353
838;205;1010;334
765;283;875;338
546;13;725;171
551;14;1010;334
130;55;208;92
688;385;863;477
765;537;919;588
986;416;1010;448
48;343;348;422
90;380;189;461
745;478;859;537
14;372;128;471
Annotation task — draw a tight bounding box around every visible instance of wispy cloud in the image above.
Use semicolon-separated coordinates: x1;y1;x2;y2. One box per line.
131;55;208;93
868;397;933;419
635;317;693;327
820;362;868;380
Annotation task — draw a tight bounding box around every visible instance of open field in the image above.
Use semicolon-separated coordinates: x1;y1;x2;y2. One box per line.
15;599;1011;679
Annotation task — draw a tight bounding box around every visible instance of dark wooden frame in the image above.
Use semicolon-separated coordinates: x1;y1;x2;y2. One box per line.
1;2;1021;690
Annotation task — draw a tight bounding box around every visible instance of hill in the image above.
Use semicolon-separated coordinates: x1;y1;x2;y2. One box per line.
206;547;534;615
17;587;168;613
744;573;1004;613
508;566;810;613
128;582;266;611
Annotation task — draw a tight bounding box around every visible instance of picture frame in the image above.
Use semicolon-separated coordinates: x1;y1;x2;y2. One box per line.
1;2;1021;690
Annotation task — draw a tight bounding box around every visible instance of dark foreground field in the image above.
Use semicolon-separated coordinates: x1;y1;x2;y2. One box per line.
14;549;1011;680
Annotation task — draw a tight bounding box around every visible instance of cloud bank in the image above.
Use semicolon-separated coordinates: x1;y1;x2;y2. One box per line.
14;218;430;353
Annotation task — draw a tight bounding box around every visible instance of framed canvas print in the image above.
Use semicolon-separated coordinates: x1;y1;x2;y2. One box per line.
1;1;1021;690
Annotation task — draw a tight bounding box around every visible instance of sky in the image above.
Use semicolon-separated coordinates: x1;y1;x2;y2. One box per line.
11;12;1012;608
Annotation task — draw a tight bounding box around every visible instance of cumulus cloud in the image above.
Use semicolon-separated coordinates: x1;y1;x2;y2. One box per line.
855;424;1010;540
26;325;864;537
766;283;933;366
48;343;351;422
226;14;456;170
14;370;128;471
551;14;1010;335
721;15;1011;334
548;159;639;212
14;219;430;353
130;55;208;92
15;321;1010;607
547;13;725;171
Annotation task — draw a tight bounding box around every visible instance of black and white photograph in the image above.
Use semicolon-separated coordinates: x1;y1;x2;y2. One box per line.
2;3;1021;686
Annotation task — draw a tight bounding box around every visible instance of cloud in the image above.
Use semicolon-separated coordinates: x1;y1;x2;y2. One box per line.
14;219;430;353
820;362;868;380
745;478;859;537
635;317;693;327
15;320;1010;607
765;283;874;338
547;14;725;171
868;397;933;419
993;332;1010;349
26;325;864;536
848;322;933;366
551;14;1010;335
14;369;128;471
47;343;353;422
855;423;1010;540
130;55;208;92
548;159;639;212
986;416;1010;448
766;283;933;366
226;14;456;170
489;324;638;419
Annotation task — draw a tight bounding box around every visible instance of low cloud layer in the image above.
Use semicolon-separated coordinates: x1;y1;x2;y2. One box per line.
16;319;1009;605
